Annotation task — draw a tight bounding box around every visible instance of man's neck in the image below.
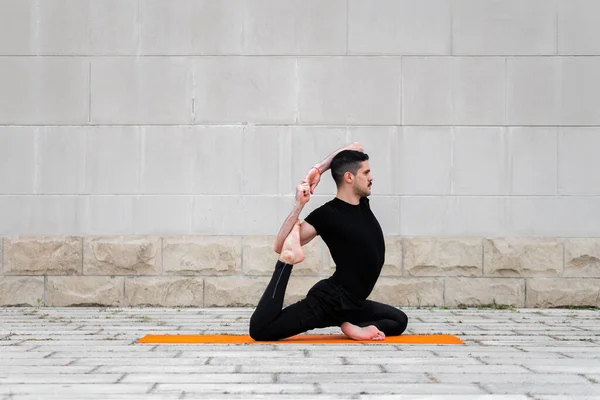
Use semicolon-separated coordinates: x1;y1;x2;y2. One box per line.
335;189;361;205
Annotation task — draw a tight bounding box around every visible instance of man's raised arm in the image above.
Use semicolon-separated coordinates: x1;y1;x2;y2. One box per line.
306;142;363;194
273;179;311;254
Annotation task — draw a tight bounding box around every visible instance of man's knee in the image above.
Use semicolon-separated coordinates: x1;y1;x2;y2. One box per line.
249;324;263;341
249;315;264;341
395;310;409;335
249;326;276;342
249;318;273;341
382;308;408;336
249;327;264;341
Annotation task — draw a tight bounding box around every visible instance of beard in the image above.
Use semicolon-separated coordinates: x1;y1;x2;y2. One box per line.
355;182;372;197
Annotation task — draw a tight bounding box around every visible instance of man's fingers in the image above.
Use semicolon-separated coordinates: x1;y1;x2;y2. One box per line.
297;183;311;195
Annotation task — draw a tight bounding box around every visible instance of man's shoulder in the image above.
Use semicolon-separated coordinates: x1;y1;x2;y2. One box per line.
305;198;336;220
310;199;337;214
304;199;337;233
313;197;369;212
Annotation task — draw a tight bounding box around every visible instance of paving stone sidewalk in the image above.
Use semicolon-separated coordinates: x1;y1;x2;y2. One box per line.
0;307;599;399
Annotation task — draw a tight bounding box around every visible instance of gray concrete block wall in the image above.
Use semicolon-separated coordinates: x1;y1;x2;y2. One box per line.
0;0;600;238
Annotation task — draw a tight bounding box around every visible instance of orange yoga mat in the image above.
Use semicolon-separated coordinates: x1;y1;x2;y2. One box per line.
137;334;464;345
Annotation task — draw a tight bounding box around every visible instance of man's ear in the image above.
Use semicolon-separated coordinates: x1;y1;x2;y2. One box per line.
344;171;354;184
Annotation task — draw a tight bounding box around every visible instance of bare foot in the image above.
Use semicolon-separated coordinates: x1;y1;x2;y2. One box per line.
279;220;304;265
341;322;385;341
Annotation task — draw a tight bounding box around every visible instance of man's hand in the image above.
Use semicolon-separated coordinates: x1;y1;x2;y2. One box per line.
296;178;311;204
346;141;364;152
305;167;321;194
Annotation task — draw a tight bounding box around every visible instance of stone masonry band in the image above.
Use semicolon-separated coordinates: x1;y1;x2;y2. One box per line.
0;236;599;308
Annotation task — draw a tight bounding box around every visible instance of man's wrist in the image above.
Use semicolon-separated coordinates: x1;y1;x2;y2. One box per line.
292;200;305;210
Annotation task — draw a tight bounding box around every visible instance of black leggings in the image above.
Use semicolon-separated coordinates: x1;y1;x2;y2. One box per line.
249;261;408;341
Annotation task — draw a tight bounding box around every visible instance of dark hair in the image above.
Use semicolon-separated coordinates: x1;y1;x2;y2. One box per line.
330;150;369;187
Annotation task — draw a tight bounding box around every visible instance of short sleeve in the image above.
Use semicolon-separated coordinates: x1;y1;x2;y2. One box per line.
303;205;328;236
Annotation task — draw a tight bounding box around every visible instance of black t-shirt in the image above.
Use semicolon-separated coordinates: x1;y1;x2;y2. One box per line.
304;196;385;301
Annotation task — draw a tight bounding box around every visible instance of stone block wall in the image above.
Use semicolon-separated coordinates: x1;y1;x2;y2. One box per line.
1;1;600;307
1;236;599;308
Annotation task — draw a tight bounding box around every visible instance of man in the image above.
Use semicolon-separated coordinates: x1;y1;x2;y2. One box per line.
249;142;408;341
